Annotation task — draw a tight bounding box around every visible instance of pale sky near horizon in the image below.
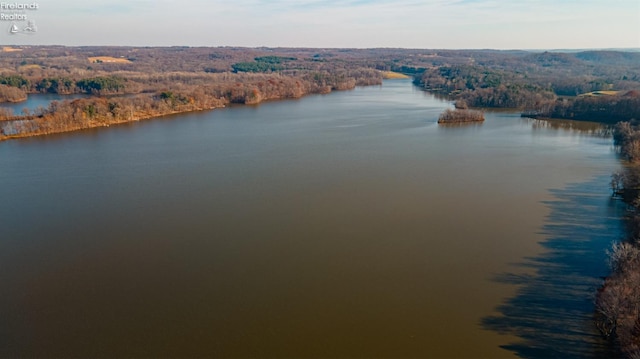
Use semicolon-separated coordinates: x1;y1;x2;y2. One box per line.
1;0;639;49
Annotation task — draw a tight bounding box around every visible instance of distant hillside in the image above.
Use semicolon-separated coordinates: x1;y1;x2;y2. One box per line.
525;51;581;66
574;51;640;65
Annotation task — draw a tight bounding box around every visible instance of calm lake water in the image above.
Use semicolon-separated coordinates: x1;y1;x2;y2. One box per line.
0;80;624;358
0;93;87;115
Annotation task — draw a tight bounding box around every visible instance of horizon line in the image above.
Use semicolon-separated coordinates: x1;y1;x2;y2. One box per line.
3;44;640;52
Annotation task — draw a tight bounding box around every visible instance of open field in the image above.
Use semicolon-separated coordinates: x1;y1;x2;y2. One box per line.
18;64;41;70
579;90;620;96
382;71;410;79
88;56;132;63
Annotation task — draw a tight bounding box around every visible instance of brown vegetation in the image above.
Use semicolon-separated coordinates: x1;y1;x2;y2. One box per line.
0;70;382;140
543;91;640;124
0;84;27;103
414;52;640;123
88;56;132;64
614;122;640;162
596;122;640;358
437;108;484;123
0;93;223;139
1;46;639;139
0;47;388;140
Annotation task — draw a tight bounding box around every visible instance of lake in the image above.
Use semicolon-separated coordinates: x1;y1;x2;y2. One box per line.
0;79;623;357
0;93;88;115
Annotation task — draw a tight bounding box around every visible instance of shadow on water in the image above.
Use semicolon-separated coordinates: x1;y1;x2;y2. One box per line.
482;175;626;358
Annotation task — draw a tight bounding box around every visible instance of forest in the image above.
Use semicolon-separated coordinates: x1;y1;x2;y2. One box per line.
0;47;387;139
414;51;640;122
1;46;639;139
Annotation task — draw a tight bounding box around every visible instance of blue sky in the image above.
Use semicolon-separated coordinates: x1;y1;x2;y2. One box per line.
3;0;640;49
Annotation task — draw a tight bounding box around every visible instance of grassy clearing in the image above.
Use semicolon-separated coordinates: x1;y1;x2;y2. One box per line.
382;71;410;79
579;90;620;97
88;56;132;64
2;47;22;52
19;64;41;70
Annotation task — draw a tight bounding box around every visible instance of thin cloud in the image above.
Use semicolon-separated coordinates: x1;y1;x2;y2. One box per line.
11;0;640;49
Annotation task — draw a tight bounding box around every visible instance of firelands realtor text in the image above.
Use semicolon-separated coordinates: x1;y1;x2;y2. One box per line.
1;2;38;20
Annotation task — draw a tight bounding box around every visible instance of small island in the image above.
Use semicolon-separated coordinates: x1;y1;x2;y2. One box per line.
437;108;485;124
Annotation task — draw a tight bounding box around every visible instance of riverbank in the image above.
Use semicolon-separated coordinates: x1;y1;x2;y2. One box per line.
0;74;381;141
483;175;623;358
595;121;640;358
0;102;225;141
0;84;27;104
412;57;640;125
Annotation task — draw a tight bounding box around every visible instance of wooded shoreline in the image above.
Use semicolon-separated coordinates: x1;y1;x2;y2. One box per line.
595;122;640;358
2;46;639;140
0;71;383;141
0;78;377;141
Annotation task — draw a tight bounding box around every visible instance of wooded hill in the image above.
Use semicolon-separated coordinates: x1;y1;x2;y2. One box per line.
1;46;639;139
413;50;640;122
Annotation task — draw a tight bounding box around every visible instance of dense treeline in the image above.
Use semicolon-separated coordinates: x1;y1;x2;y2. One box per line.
0;84;26;103
0;74;130;97
76;76;125;94
1;46;639;140
0;75;29;89
3;46;638;101
414;51;640;122
35;77;75;94
542;91;640;124
232;61;283;73
0;47;387;96
0;46;394;139
0;71;381;139
416;65;559;109
614;121;640;162
231;56;297;73
596;122;640;358
0;93;222;138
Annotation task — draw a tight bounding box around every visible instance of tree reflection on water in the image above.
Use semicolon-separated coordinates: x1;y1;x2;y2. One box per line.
527;118;613;138
482;175;625;358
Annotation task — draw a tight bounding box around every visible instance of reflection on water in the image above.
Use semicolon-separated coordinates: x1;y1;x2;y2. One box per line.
0;93;88;114
482;176;625;358
528;118;613;137
437;121;484;129
0;80;623;357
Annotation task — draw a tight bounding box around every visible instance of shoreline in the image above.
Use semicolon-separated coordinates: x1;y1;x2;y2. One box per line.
0;83;381;142
0;104;224;141
0;96;27;104
595;122;640;358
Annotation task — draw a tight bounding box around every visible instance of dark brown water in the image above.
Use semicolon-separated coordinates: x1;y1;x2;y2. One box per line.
0;80;623;357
